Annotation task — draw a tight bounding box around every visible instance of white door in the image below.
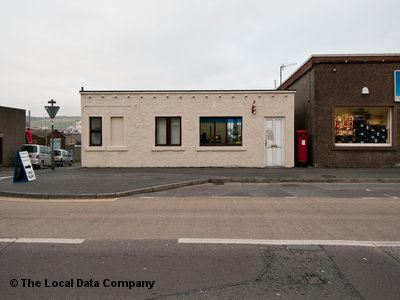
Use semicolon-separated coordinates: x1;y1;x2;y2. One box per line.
264;118;285;167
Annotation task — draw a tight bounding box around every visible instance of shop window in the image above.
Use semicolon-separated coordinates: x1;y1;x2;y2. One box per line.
111;117;124;146
334;107;391;146
200;117;242;146
90;117;102;146
156;117;181;146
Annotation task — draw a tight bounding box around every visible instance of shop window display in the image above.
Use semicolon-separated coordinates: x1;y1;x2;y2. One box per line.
334;107;391;145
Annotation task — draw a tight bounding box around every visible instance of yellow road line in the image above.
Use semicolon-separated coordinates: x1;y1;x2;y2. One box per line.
0;197;118;203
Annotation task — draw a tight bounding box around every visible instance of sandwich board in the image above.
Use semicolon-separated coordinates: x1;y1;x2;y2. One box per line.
13;151;36;183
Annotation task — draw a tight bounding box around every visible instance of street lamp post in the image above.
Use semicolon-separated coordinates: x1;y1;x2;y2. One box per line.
279;63;297;87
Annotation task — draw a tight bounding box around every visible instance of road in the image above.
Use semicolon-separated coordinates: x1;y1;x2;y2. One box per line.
1;183;400;299
1;190;400;240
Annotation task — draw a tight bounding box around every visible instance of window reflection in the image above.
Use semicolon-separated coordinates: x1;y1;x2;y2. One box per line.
200;117;242;146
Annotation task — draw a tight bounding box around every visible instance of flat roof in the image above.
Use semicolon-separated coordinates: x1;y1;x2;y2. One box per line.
80;89;295;94
0;105;26;112
280;53;400;89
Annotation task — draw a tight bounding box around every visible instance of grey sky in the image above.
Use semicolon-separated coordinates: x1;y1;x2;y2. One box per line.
1;0;399;116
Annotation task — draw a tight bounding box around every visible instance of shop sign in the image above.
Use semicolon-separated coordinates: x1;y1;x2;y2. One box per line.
13;151;36;183
395;70;400;102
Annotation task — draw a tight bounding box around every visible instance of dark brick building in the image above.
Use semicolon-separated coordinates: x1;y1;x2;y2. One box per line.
280;54;400;167
0;106;26;167
31;129;66;150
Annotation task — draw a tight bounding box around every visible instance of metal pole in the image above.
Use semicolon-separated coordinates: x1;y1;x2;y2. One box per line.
51;122;54;170
48;99;56;171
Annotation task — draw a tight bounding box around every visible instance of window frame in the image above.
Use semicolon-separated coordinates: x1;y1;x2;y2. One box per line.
155;117;182;146
199;116;243;146
110;116;124;146
333;106;394;149
89;117;102;146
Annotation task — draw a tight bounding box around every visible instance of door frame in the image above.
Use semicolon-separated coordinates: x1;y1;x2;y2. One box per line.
264;117;285;167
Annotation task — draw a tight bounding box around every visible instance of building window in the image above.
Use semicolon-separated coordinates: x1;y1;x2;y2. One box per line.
200;117;242;146
334;107;391;146
111;117;124;146
90;117;102;146
156;117;181;146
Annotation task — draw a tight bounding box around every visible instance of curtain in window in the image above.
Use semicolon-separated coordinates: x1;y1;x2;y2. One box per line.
157;118;167;145
170;118;180;145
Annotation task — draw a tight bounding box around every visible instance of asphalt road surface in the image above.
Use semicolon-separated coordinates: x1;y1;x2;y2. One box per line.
2;239;400;299
1;183;400;299
1;194;400;240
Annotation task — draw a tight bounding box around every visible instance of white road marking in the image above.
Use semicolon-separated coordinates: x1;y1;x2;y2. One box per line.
385;194;399;199
178;238;400;247
15;238;85;244
0;238;17;243
0;176;12;181
365;189;372;192
212;196;250;199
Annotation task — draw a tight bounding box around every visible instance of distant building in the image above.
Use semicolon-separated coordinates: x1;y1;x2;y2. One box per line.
64;132;81;162
31;129;66;150
280;54;400;167
0;106;25;167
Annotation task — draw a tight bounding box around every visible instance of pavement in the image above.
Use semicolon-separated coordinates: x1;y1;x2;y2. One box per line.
0;165;399;199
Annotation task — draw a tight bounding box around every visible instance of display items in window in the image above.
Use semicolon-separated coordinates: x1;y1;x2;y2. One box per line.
334;107;390;145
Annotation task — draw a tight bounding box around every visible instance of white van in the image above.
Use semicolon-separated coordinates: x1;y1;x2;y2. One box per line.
54;149;73;167
20;144;51;169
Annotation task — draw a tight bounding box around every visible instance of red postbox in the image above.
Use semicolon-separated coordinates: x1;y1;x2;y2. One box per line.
296;130;308;167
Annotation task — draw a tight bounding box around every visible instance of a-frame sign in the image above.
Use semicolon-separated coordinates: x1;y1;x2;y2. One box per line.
13;151;36;183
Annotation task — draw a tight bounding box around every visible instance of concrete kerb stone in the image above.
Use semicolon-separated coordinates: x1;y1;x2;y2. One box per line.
0;191;50;199
127;187;154;196
173;178;210;188
97;179;210;198
151;178;210;193
96;192;128;199
51;193;98;199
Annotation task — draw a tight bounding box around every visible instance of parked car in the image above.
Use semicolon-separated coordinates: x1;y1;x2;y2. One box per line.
20;144;51;169
54;149;72;167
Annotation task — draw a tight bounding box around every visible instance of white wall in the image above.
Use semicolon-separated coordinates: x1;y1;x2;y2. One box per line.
81;91;295;167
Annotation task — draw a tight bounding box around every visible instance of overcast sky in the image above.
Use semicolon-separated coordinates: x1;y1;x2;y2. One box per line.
1;0;399;116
